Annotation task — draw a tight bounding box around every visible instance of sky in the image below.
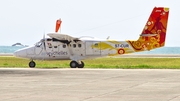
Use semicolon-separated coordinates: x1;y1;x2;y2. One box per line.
0;0;179;46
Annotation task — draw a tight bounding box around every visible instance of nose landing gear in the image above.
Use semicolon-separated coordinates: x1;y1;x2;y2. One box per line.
29;60;36;68
70;61;84;68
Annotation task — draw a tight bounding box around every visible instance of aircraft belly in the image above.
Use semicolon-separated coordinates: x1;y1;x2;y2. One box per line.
43;57;70;60
33;54;70;60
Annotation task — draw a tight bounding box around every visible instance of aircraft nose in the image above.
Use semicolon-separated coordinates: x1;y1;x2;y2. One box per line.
14;49;27;57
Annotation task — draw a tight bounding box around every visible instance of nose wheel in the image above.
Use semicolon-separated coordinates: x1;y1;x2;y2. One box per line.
70;61;84;68
29;61;36;68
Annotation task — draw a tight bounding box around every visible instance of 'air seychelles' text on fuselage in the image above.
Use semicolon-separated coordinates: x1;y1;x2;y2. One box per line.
46;51;68;56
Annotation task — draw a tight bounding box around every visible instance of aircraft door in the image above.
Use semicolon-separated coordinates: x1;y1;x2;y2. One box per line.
53;45;59;52
70;42;85;56
92;41;101;55
46;42;53;52
85;41;94;55
35;42;43;55
51;42;59;52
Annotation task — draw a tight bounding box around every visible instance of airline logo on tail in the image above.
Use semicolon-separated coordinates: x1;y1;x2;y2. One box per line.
128;7;169;51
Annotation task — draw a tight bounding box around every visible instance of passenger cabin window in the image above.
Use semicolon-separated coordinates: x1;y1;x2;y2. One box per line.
73;44;76;48
78;44;81;48
94;43;98;47
54;46;57;48
63;44;66;48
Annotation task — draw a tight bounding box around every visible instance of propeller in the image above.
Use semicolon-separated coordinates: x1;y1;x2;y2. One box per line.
42;33;46;60
43;33;46;51
106;36;110;40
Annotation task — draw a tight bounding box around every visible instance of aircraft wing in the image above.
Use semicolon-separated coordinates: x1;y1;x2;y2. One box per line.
47;33;79;41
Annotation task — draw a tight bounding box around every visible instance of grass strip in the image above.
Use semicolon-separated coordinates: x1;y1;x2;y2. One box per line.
0;56;180;69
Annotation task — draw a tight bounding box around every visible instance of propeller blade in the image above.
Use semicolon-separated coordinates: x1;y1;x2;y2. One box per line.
43;33;46;50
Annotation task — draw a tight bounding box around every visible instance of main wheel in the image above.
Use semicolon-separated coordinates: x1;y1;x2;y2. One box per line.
70;61;78;68
29;61;36;68
78;61;84;68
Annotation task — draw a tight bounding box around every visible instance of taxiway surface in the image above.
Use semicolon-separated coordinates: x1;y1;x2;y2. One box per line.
0;68;180;101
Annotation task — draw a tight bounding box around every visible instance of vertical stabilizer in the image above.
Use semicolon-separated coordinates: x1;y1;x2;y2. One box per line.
128;7;169;51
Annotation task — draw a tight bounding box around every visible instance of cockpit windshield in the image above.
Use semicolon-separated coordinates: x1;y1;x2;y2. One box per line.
36;42;42;47
35;39;43;47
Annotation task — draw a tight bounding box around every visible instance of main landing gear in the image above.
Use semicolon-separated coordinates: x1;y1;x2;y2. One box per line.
28;60;84;68
70;61;84;68
29;60;36;68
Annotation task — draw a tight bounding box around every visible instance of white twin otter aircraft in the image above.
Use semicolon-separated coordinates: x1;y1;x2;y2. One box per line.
14;7;169;68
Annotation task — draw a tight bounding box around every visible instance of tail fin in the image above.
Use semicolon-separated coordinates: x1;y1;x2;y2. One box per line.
55;19;62;33
129;7;169;51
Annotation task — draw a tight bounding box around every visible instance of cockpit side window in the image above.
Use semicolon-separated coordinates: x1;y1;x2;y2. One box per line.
73;44;76;48
35;42;42;47
94;43;98;47
78;44;82;48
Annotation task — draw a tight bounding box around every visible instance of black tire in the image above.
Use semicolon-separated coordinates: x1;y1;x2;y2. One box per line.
29;61;36;68
78;61;84;68
70;61;78;68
